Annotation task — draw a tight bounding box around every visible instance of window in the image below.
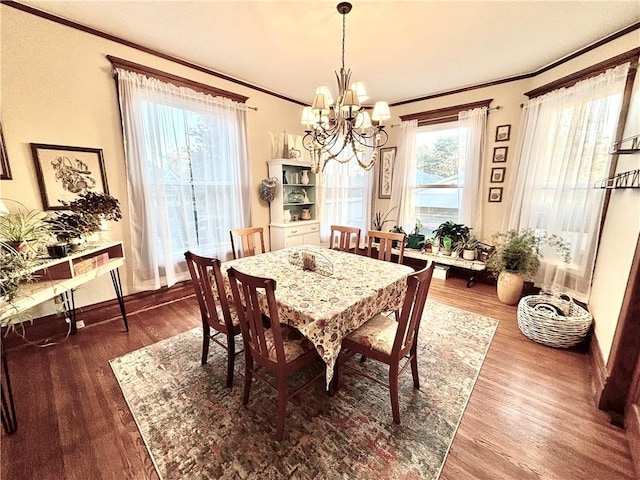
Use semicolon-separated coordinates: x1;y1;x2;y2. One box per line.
507;62;630;300
319;158;373;245
414;122;464;235
139;99;239;257
115;67;250;291
396;100;489;235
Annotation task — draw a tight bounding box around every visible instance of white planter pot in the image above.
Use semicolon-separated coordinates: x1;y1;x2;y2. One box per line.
462;249;476;261
497;270;524;305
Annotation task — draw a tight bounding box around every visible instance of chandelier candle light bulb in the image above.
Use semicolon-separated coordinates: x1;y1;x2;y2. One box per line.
301;2;390;173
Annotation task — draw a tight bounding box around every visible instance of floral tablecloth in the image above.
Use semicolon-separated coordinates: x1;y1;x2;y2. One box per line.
221;245;413;386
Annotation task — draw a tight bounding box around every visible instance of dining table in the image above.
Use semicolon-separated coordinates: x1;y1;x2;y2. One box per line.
220;245;414;387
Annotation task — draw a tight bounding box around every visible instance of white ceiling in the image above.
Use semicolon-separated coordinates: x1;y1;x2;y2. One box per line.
15;1;640;105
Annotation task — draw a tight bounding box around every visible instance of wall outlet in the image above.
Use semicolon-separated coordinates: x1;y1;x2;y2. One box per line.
76;320;86;329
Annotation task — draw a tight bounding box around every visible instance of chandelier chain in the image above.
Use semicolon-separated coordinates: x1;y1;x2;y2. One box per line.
300;2;390;173
341;11;346;70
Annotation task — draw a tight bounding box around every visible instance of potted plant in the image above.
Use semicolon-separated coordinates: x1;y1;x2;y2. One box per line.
61;191;122;231
372;207;397;231
486;229;571;305
45;212;101;251
407;218;425;249
389;225;406;248
0;202;50;257
372;207;397;243
432;220;470;255
0;245;37;328
461;235;480;261
422;235;435;253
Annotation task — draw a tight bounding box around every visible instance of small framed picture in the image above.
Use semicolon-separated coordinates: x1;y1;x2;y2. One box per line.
488;187;503;203
492;146;508;163
31;143;109;210
495;124;511;142
490;167;505;183
378;147;396;199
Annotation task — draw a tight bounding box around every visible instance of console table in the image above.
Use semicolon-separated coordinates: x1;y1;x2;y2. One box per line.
1;241;128;435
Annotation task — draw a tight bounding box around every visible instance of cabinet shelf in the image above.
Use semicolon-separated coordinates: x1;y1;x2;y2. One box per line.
268;159;320;250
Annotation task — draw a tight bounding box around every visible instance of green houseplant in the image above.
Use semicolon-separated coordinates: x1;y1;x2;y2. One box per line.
61;191;122;228
45;212;101;245
407;218;425;249
372;206;397;232
486;229;571;305
46;191;123;250
461;235;480;260
0;202;50;257
389;225;406;248
432;220;470;255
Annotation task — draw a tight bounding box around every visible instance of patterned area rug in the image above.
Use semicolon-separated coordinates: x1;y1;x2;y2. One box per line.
110;300;498;480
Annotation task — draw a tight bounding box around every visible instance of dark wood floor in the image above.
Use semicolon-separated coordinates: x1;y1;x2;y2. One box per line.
1;277;636;479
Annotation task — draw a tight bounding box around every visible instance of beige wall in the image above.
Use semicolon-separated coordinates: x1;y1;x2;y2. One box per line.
0;5;302;313
381;80;528;241
589;62;640;364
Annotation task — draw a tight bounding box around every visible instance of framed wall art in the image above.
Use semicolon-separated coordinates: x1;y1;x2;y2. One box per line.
491;167;506;183
495;124;511;142
31;143;109;210
378;146;396;199
488;187;503;203
0;123;11;180
492;146;508;163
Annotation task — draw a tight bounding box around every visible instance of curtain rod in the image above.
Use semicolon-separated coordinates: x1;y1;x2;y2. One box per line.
389;105;501;127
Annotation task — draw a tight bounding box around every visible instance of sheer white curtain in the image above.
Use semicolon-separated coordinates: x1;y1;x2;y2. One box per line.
115;68;250;291
458;107;487;236
318;154;374;247
389;120;418;228
506;63;629;301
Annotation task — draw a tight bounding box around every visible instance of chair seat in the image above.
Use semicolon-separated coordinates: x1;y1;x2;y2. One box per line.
344;314;398;356
213;304;240;327
264;325;315;362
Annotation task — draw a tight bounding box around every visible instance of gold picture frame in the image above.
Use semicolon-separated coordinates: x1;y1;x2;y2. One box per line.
378;147;396;199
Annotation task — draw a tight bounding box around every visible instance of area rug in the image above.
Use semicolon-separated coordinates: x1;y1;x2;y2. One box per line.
110;300;498;480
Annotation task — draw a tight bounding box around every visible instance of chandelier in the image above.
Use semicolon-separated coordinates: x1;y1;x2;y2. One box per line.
300;2;390;173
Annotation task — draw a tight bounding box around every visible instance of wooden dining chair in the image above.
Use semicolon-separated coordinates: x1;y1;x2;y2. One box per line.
184;251;241;388
229;227;266;259
336;262;435;424
329;225;361;253
367;230;405;264
227;266;324;441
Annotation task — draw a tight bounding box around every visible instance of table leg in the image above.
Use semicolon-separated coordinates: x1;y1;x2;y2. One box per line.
110;269;129;332
1;347;17;435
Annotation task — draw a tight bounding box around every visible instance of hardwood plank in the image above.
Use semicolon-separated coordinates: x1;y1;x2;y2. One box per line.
1;277;636;479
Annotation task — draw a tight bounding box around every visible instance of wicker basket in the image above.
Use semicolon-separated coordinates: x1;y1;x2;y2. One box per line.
517;294;592;348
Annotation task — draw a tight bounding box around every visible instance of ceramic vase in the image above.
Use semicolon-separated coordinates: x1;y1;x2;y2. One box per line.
283;209;291;223
301;170;310;185
497;270;524;305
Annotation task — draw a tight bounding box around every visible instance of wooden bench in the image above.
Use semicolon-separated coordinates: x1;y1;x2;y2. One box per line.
398;249;486;287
